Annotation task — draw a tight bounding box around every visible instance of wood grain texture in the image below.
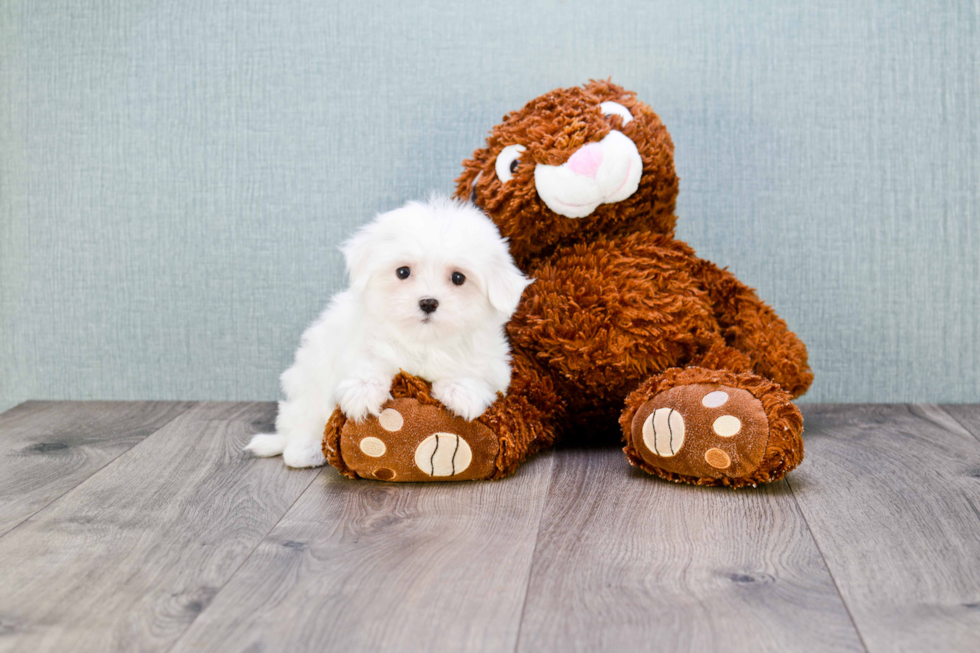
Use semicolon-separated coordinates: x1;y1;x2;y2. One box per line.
3;402;979;653
791;405;980;652
516;445;864;652
0;402;318;653
0;401;193;537
169;452;556;653
942;404;980;447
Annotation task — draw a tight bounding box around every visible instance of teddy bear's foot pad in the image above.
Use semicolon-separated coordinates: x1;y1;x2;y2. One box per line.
629;384;770;481
337;398;498;481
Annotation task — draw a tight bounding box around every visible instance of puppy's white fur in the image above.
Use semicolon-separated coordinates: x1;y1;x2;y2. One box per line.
246;196;530;468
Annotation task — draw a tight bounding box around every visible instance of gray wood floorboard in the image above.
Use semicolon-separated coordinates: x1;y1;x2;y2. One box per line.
0;402;319;653
515;445;864;653
0;401;193;538
942;404;980;446
790;404;980;652
2;402;978;653
169;452;556;653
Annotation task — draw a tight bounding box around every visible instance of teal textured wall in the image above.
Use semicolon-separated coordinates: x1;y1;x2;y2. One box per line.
2;0;978;412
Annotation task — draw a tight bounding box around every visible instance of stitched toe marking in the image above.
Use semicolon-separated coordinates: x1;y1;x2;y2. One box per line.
705;448;732;469
378;408;403;432
702;390;729;408
713;415;742;437
359;437;386;457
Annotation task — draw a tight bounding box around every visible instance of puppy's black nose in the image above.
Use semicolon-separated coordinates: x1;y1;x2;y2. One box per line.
419;298;439;314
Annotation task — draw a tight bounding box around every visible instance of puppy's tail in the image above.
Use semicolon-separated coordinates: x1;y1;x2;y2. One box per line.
244;433;287;457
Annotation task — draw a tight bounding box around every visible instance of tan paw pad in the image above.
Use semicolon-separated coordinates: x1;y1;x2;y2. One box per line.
338;398;498;482
630;383;770;480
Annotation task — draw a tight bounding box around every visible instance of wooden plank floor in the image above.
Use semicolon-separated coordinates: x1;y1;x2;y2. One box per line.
0;402;978;652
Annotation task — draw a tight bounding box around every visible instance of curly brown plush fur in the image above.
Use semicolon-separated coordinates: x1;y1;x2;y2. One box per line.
453;80;811;484
325;80;811;487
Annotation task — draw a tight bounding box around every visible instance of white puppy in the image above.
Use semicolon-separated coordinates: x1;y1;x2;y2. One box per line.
246;196;531;468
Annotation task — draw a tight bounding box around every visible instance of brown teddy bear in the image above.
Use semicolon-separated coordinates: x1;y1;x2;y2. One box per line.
324;80;812;487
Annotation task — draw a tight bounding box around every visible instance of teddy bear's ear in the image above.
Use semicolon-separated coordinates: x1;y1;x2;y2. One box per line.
485;249;532;316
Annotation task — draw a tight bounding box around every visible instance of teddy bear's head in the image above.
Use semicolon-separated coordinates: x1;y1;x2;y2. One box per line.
455;80;679;265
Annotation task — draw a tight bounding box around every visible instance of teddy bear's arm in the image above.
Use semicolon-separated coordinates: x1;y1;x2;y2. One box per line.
693;259;813;398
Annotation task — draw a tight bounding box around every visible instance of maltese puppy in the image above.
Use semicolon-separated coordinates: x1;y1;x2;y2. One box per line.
246;196;531;468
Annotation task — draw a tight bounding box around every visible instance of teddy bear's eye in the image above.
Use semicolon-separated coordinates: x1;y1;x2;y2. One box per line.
495;144;526;183
600;101;633;125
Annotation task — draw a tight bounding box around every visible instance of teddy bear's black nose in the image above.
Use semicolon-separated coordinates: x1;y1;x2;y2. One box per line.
419;298;439;314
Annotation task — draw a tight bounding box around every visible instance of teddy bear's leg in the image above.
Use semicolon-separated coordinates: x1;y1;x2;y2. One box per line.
619;365;803;487
323;353;564;482
693;258;814;398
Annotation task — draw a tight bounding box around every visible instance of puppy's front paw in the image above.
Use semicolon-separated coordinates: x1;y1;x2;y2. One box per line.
432;378;494;422
337;376;392;423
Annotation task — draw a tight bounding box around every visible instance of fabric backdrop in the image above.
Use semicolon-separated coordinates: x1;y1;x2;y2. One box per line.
1;0;977;412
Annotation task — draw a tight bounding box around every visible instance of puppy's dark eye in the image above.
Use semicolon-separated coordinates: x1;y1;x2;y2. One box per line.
451;271;466;286
396;266;411;280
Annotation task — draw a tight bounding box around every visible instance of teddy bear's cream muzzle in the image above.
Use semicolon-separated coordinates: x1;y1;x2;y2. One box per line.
533;130;643;219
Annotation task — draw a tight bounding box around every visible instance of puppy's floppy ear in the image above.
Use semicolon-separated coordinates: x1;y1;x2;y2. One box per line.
340;222;378;292
485;249;532;316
